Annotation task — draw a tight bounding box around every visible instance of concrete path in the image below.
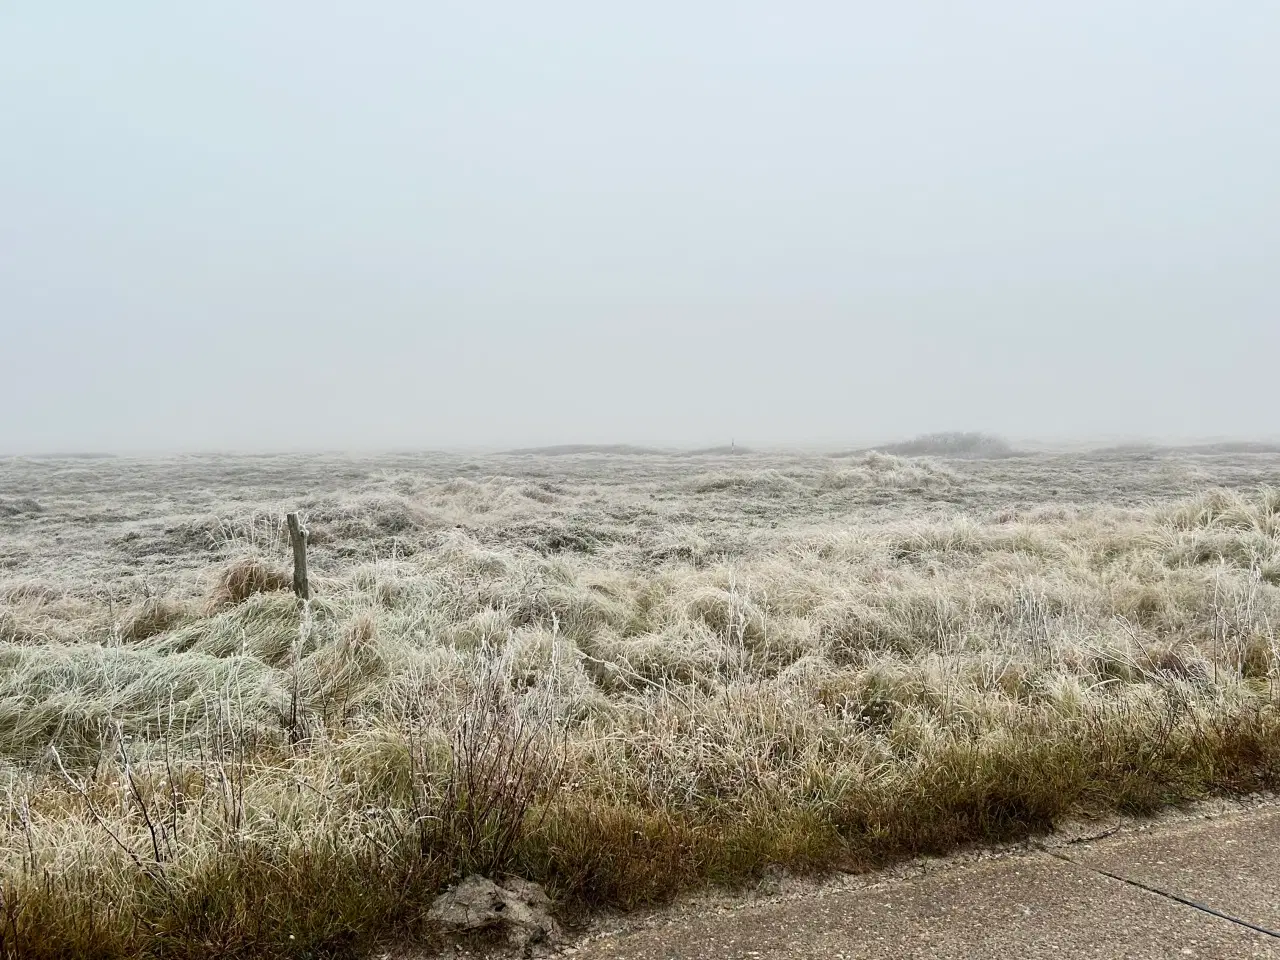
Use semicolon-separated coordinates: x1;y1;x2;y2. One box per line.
566;804;1280;960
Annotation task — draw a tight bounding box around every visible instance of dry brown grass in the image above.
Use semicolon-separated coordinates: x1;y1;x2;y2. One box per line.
204;558;292;613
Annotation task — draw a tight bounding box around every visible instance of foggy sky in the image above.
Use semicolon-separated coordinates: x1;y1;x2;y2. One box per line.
3;3;1278;454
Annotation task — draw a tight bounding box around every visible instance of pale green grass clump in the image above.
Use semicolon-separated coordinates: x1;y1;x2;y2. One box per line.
0;460;1279;958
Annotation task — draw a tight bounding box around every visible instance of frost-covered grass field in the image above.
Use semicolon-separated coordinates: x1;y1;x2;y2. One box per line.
2;443;1280;958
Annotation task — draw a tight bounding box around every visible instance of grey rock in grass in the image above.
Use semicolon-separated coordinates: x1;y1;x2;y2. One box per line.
429;875;560;953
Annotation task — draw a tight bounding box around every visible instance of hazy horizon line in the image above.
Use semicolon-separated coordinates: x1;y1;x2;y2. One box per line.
5;432;1280;460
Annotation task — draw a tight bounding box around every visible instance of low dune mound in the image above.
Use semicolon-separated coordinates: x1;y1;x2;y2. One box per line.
682;445;754;456
0;497;44;518
502;443;666;456
850;432;1019;460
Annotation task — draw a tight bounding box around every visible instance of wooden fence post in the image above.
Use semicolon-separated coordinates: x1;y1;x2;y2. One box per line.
286;512;310;601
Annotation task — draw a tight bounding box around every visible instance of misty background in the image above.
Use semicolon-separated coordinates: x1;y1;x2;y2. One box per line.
2;2;1277;454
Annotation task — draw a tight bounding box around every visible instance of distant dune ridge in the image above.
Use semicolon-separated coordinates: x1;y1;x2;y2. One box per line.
835;431;1020;460
502;443;755;456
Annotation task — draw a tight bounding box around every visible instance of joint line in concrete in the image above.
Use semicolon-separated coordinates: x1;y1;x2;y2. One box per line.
1047;851;1280;941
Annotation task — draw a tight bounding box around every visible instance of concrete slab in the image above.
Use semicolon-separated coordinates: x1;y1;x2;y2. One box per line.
1072;806;1280;934
572;854;1276;959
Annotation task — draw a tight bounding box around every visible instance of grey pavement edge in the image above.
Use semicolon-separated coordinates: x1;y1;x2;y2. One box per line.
560;803;1280;960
